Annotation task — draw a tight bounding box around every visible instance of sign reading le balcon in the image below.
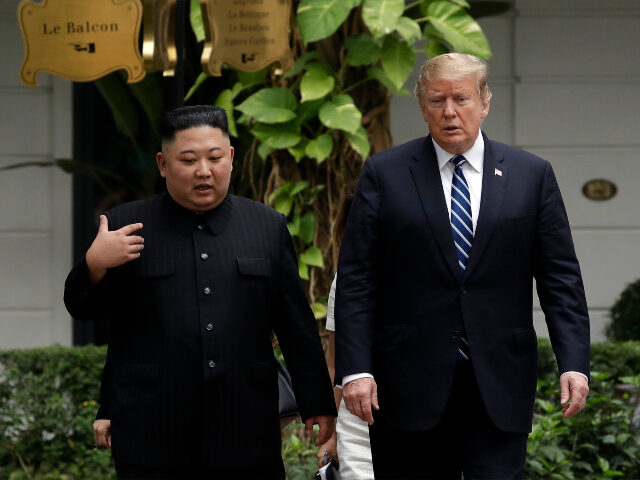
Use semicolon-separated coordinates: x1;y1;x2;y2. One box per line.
18;0;145;86
201;0;293;76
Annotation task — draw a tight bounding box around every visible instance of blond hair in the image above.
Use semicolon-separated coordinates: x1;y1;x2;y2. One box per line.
414;53;492;106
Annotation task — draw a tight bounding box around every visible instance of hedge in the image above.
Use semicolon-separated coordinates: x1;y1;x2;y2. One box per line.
1;341;639;479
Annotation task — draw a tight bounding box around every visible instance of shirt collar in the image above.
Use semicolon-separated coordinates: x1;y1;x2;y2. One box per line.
433;130;484;174
163;192;233;235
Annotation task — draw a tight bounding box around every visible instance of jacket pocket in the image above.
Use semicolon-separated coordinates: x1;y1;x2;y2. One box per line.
237;257;271;276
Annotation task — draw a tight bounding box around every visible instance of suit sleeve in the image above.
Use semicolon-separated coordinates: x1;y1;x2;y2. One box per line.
534;162;590;378
272;215;337;421
334;158;381;384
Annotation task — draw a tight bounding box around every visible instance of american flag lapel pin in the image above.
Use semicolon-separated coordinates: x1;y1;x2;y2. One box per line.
495;168;503;177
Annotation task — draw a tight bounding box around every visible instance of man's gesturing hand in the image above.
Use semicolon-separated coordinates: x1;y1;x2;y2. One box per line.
560;372;589;418
86;215;144;284
343;377;379;425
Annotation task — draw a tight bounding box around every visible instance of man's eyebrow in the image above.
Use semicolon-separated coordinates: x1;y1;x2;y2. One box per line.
178;147;222;154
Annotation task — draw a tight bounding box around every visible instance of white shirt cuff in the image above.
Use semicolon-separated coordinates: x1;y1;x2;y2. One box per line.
560;371;589;382
337;372;374;389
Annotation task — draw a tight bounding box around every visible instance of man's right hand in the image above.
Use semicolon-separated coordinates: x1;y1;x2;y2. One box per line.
343;377;379;425
93;419;111;450
86;215;144;285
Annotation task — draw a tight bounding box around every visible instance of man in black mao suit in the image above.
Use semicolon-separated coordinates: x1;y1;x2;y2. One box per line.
64;105;336;479
334;53;590;479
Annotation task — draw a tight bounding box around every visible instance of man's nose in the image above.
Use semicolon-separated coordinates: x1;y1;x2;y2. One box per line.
195;159;211;176
443;99;456;118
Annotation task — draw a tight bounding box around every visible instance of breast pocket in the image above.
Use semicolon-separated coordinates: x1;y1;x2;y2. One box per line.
126;258;175;319
237;257;272;277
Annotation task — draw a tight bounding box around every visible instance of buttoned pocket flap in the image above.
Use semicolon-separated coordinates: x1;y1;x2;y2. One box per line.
237;257;272;276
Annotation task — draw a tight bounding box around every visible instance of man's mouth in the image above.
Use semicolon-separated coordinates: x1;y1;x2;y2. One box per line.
444;126;460;132
195;185;212;191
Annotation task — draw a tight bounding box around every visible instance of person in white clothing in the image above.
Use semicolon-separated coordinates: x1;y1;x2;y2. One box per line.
318;186;374;480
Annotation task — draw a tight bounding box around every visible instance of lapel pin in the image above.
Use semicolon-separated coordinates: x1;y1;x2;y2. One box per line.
495;168;503;177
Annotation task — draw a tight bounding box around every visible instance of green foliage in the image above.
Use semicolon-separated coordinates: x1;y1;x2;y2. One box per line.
526;373;640;479
607;279;640;341
1;342;639;478
0;345;114;480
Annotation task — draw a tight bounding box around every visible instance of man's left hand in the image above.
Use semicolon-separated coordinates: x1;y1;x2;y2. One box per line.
305;415;336;447
560;373;589;418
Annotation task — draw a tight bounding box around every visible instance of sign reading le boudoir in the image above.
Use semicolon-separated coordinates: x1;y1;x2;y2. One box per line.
201;0;293;76
18;0;145;86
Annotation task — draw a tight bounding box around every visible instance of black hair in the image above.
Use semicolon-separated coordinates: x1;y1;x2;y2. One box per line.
159;105;229;143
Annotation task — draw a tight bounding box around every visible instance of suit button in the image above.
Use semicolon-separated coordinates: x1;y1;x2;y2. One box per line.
452;329;461;339
201;253;208;260
204;287;211;295
206;323;213;331
208;360;215;368
461;287;468;295
197;224;205;230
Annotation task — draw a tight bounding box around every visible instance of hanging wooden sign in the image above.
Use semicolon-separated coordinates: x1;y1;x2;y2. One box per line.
200;0;294;77
18;0;145;86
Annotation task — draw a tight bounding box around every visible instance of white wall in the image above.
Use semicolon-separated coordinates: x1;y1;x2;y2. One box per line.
391;0;640;342
0;0;73;348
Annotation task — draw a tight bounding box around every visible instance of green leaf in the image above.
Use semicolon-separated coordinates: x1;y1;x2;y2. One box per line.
288;213;301;237
598;456;610;473
299;260;310;280
236;88;298;124
311;302;327;319
318;94;362;133
425;1;492;59
190;0;206;42
395;16;422;43
345;125;371;158
298;98;325;124
344;34;382;66
290;180;310;197
362;0;404;38
297;0;361;44
184;72;209;102
602;434;616;445
424;38;450;59
288;141;308;163
214;89;237;137
236;68;268;84
300;246;324;268
305;133;333;164
284;51;321;78
381;35;415;91
274;193;293;216
449;0;471;8
257;142;274;160
268;182;292;204
299;211;316;244
300;67;335;102
368;67;410;95
251;122;302;149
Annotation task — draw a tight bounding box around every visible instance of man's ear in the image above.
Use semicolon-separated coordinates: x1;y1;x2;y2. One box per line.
230;146;234;172
156;152;167;178
481;99;491;119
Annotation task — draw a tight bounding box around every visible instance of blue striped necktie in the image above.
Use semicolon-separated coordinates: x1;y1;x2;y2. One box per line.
450;155;473;362
450;155;473;272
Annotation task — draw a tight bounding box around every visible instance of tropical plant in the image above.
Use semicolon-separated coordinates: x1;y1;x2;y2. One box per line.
607;279;640;342
186;0;498;301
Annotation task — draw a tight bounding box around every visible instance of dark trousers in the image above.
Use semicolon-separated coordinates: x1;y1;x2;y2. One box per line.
369;361;528;480
114;461;284;480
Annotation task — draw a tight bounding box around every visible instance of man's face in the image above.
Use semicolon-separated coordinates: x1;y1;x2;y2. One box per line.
156;126;234;212
419;75;490;154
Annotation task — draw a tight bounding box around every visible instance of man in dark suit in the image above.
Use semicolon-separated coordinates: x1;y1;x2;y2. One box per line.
64;105;336;479
334;53;590;479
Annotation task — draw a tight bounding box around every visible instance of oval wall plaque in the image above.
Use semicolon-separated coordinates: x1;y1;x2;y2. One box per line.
582;179;617;201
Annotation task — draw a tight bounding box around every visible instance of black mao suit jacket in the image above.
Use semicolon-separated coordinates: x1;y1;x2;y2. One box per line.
65;193;336;474
335;133;590;434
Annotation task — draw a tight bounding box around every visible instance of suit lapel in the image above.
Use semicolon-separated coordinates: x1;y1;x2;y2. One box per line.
409;136;461;281
464;133;507;278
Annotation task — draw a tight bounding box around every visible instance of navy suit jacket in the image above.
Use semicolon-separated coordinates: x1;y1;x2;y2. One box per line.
335;133;590;433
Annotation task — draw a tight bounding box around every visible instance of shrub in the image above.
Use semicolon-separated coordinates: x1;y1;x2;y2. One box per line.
607;279;640;341
1;341;639;479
